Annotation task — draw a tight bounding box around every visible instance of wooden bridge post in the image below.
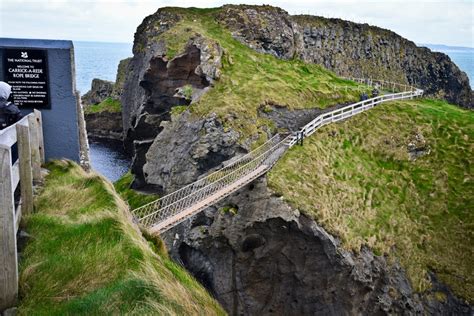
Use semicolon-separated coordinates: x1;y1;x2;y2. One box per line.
34;110;45;164
16;121;34;215
0;146;18;311
27;114;42;183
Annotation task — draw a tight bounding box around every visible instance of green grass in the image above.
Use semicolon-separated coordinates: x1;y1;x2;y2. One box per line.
84;97;121;114
269;99;474;302
153;8;371;143
114;172;159;209
19;160;224;315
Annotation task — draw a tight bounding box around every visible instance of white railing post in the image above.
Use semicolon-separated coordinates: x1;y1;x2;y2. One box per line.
0;146;18;311
16;121;34;216
27;115;41;183
34;110;45;164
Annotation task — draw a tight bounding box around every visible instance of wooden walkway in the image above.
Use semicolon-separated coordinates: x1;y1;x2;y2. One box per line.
149;164;269;233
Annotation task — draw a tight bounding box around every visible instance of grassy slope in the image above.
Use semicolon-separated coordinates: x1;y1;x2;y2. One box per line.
19;161;224;315
147;8;474;301
114;171;159;209
154;8;371;144
84;97;121;114
269;99;474;301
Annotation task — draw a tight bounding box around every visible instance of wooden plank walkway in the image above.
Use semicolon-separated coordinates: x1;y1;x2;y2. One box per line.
149;164;269;233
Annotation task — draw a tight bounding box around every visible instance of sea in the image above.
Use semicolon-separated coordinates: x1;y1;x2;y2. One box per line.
74;41;473;181
74;41;133;181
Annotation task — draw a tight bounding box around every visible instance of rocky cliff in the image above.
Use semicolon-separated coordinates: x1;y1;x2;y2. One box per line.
119;6;473;314
163;177;471;315
83;58;131;140
216;5;472;108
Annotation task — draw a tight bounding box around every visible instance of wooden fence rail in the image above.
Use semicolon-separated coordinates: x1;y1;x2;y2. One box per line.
0;110;44;311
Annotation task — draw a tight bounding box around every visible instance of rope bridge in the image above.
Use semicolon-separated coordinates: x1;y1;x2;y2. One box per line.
132;78;423;234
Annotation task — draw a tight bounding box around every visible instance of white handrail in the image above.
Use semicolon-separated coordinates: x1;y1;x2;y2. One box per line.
132;78;423;233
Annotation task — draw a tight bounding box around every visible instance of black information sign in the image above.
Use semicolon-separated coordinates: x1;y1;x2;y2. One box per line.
3;48;50;108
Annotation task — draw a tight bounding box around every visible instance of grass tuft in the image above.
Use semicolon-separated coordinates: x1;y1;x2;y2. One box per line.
84;97;121;114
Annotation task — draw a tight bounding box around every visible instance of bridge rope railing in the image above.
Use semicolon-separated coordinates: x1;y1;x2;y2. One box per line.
133;133;291;229
132;78;423;233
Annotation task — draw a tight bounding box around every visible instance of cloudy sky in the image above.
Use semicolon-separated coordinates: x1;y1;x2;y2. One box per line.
1;0;473;47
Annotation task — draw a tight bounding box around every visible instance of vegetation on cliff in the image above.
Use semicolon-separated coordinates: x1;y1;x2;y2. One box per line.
269;99;473;302
122;5;473;305
18;161;224;315
149;7;371;142
114;171;158;209
84;97;121;114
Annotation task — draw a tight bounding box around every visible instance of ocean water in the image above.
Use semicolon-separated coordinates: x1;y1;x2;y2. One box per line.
74;41;132;94
74;41;132;181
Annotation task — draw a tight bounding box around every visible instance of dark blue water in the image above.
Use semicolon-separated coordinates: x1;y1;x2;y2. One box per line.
88;139;130;182
74;41;132;181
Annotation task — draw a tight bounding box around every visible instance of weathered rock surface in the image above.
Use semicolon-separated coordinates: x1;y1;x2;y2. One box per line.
141;112;242;194
216;5;473;108
82;78;114;106
121;9;224;188
163;177;472;315
84;111;123;140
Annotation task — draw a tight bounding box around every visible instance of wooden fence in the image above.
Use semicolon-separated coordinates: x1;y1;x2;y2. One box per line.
0;110;44;311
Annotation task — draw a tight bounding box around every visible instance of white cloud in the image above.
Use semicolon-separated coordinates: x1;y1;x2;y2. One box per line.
0;0;472;47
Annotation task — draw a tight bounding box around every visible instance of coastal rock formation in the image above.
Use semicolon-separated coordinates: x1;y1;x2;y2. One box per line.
82;58;131;140
121;9;223;189
82;78;114;106
121;5;472;188
83;111;123;140
118;6;473;314
216;5;472;108
163;177;472;315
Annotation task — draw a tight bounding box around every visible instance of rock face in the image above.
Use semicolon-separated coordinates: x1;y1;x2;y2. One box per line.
83;111;123;140
82;78;114;106
141;112;242;193
163;177;472;315
216;5;473;108
121;9;224;189
82;58;131;140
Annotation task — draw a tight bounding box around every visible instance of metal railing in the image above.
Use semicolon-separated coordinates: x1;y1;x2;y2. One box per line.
133;133;291;232
132;79;423;234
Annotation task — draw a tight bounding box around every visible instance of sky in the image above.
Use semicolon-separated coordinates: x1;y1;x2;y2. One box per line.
0;0;473;47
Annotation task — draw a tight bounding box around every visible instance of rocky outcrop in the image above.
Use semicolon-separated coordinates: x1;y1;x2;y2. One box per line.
216;5;473;108
141;112;242;193
163;177;472;315
82;58;131;140
119;6;473;314
84;111;122;140
82;57;131;107
82;78;114;106
121;9;224;188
